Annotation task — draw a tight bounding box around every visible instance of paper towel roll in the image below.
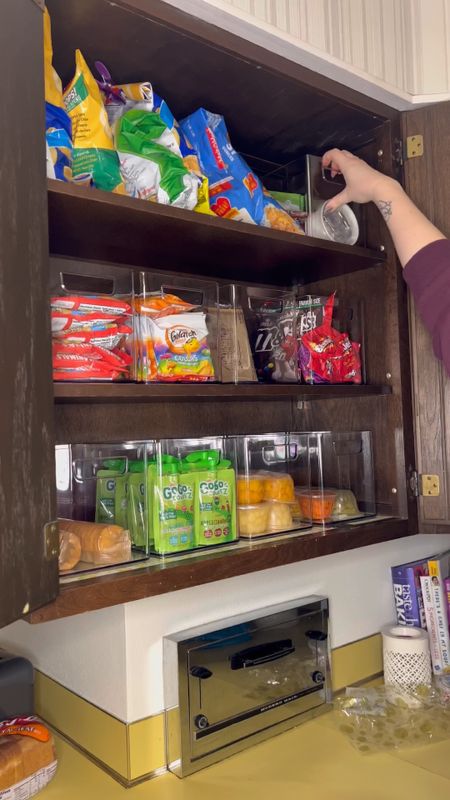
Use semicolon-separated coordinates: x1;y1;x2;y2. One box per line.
382;624;432;689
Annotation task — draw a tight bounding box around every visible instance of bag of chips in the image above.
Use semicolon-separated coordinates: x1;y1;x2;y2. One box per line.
63;51;125;193
299;323;361;384
96;65;212;213
43;8;72;181
179;108;302;233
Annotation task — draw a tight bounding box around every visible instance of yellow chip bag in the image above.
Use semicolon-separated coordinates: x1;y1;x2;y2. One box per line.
63;50;125;194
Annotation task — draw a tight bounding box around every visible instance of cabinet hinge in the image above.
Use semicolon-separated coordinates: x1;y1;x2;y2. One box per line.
409;470;439;498
44;521;59;561
393;135;424;168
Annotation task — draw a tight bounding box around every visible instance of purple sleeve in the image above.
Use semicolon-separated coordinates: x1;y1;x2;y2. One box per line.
404;239;450;375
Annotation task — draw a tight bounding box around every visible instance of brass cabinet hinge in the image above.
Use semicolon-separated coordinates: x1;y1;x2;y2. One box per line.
405;135;424;160
409;471;439;498
393;135;424;167
44;521;59;560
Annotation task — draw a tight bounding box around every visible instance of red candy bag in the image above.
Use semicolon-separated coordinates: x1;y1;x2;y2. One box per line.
299;323;361;384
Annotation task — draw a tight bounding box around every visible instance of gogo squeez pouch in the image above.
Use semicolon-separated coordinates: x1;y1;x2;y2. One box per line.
63;51;125;194
43;8;72;181
182;451;237;547
127;461;147;549
149;458;195;555
95;459;125;523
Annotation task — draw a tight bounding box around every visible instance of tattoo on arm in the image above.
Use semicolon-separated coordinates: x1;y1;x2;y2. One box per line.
376;200;392;221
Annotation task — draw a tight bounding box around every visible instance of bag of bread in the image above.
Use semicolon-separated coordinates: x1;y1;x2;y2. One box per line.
63;51;125;194
58;519;131;565
0;717;57;799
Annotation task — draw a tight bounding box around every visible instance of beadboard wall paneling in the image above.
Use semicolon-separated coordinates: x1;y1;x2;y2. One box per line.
162;0;450;106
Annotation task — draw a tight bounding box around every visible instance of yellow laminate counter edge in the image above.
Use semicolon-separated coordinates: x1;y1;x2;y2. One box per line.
35;633;383;785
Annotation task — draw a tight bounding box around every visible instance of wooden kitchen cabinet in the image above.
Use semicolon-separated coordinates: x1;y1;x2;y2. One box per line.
1;0;445;627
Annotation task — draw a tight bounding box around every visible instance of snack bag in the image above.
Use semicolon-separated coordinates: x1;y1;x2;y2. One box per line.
43;8;72;181
51;293;133;380
96;66;213;214
63;51;125;194
141;312;214;382
180;108;302;233
115;110;199;208
296;294;335;338
299;323;361;384
245;299;298;383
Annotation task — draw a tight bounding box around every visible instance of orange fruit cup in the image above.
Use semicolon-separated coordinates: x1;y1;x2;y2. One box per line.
237;474;265;505
296;489;336;523
262;473;295;503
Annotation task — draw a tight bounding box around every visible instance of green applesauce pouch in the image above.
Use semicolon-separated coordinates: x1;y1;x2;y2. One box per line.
95;458;124;523
149;456;195;555
183;450;237;547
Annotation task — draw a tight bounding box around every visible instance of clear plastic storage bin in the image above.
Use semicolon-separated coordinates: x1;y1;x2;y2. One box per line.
230;433;312;538
50;258;136;382
135;272;219;383
296;431;376;525
55;441;152;575
235;286;299;384
151;437;238;555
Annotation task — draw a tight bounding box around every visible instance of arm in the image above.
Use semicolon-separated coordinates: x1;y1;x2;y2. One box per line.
322;148;445;266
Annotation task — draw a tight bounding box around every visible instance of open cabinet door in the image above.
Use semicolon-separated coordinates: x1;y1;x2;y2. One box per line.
402;102;450;533
0;0;58;627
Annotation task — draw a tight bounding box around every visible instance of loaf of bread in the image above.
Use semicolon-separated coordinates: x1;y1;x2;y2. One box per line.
58;519;131;565
0;725;56;795
58;529;82;572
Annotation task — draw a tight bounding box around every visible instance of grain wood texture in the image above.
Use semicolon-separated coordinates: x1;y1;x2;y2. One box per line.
47;181;384;285
403;103;450;533
0;0;58;628
28;518;409;623
54;383;392;403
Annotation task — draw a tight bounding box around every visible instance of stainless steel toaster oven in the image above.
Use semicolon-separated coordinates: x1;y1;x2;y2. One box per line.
164;595;330;776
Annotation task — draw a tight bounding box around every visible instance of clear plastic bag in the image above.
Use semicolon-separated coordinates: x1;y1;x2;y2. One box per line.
335;680;450;753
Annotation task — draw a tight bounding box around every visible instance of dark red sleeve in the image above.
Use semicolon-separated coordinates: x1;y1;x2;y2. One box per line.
403;239;450;375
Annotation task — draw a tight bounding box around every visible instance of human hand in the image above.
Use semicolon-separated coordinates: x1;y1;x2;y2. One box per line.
321;149;397;213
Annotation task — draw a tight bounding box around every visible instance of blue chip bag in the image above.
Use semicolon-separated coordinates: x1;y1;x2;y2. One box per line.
180;108;302;233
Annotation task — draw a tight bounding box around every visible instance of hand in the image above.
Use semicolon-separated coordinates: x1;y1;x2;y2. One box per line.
321;148;397;212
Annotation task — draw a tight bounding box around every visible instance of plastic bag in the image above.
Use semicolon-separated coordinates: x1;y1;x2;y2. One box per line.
180;108;302;233
96;66;212;213
115;110;199;208
63;51;125;193
43;8;72;181
335;682;450;753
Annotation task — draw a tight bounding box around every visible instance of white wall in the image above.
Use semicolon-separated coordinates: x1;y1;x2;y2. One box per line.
162;0;450;107
2;534;450;722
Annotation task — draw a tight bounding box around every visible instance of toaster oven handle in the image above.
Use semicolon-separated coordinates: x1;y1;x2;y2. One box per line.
230;639;294;670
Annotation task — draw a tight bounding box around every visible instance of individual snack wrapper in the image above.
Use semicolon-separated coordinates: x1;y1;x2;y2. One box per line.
44;8;72;182
63;51;125;194
180;108;302;233
335;683;450;754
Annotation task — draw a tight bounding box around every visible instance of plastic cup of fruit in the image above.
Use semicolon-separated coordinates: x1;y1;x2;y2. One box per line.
296;488;336;523
238;503;271;537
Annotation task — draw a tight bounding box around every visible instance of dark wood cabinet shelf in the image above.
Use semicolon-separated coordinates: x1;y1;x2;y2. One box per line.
54;382;392;403
28;517;408;623
47;180;385;285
